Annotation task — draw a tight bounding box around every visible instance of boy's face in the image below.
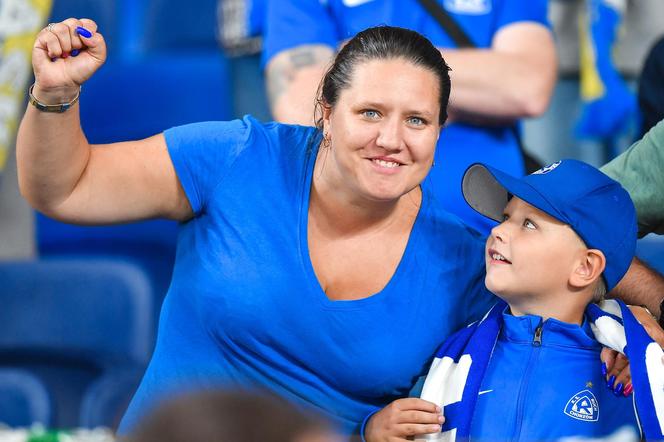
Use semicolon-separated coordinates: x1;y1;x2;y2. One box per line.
485;197;588;305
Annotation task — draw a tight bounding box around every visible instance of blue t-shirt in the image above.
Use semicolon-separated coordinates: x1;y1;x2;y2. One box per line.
118;116;494;434
263;0;549;234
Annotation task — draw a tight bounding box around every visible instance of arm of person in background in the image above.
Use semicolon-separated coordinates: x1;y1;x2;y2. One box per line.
265;20;556;127
611;259;664;320
602;119;664;237
601;119;664;317
600;119;664;383
16;18;192;225
263;0;337;126
265;44;334;126
442;21;557;126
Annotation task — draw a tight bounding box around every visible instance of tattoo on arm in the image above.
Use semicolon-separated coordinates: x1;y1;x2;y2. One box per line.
265;45;335;107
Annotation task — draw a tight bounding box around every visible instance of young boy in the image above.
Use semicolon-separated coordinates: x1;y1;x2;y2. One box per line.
363;159;664;441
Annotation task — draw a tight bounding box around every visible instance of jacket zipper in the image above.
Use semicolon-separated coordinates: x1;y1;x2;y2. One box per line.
512;323;543;441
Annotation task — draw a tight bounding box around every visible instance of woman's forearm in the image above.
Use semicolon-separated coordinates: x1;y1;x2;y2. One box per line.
16;84;91;215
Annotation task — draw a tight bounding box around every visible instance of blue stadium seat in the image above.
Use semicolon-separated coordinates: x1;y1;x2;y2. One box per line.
49;0;124;57
35;215;178;317
0;259;154;429
139;0;221;53
79;53;231;142
79;367;145;429
0;368;52;428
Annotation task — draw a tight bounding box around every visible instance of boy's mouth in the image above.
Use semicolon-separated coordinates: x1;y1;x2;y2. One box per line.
488;249;512;264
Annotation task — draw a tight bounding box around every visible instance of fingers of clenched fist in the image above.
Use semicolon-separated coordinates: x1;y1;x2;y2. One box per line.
33;18;106;90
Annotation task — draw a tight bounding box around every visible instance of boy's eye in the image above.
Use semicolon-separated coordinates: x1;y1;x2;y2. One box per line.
523;219;537;230
502;213;509;221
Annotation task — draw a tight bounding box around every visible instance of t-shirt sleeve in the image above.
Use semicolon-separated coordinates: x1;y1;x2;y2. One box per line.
601;119;664;237
164;117;254;215
262;0;338;67
494;0;549;31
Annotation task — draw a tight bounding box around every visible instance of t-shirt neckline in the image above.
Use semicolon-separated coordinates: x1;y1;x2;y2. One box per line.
297;134;427;310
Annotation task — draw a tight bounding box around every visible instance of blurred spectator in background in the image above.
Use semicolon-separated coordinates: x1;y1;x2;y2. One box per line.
601;120;664;334
0;0;51;258
126;390;342;442
599;33;664;336
543;0;664;166
637;35;664;137
552;0;664;77
263;0;557;234
217;0;271;121
574;0;637;149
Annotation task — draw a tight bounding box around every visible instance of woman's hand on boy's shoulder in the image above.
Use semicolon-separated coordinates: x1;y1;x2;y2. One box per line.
364;398;444;442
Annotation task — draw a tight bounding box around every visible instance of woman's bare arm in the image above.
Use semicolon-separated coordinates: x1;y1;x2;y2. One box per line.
17;17;191;224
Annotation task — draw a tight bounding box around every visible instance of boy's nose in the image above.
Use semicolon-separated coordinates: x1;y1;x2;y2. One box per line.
491;223;508;243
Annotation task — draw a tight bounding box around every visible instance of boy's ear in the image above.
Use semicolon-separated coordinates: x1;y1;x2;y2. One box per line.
569;249;606;289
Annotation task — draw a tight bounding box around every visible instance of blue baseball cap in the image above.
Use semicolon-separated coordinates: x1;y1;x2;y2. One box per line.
462;159;637;291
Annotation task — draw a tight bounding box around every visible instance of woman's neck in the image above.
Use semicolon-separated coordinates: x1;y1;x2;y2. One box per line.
309;151;421;236
309;179;422;236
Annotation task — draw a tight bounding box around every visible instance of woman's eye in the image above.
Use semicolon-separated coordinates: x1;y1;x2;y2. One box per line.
502;214;509;221
407;117;425;126
524;219;536;229
362;110;379;119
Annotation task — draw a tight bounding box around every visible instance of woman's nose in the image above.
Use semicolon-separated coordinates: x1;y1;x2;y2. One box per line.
375;118;403;151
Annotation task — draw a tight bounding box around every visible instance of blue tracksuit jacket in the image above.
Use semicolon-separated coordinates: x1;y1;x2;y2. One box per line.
470;310;641;441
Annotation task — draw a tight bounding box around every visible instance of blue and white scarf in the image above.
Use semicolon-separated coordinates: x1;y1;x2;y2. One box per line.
417;299;664;441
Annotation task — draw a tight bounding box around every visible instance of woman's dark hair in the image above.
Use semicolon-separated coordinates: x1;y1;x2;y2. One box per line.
314;26;451;128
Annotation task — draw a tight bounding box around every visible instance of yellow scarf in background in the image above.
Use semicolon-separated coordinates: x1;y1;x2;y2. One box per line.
0;0;52;173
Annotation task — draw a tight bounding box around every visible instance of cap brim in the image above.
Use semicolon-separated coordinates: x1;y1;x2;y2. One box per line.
462;164;565;223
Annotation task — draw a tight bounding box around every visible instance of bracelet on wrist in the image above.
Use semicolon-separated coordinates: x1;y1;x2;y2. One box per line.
28;83;80;113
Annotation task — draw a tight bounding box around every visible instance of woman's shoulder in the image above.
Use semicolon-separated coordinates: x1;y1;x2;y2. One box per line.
414;191;488;268
165;116;317;146
421;191;487;243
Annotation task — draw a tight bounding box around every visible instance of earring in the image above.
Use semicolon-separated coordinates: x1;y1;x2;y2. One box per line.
322;132;331;149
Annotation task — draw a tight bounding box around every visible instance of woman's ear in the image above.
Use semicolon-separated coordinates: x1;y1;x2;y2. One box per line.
322;103;332;130
569;249;606;289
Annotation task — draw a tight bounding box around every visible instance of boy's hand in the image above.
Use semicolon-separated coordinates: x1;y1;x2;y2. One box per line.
364;398;443;442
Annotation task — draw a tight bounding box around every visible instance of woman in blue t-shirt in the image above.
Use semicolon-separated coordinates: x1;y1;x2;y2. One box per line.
18;22;494;434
